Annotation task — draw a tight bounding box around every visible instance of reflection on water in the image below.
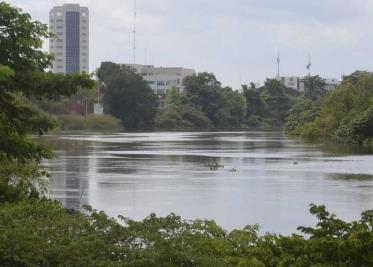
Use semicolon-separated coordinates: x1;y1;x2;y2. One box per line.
42;132;373;234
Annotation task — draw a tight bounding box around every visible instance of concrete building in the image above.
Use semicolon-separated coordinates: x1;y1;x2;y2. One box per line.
49;4;89;74
279;76;341;92
124;64;195;95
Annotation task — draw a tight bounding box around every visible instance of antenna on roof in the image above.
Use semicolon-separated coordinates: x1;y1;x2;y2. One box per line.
276;48;280;79
306;53;312;76
133;0;137;65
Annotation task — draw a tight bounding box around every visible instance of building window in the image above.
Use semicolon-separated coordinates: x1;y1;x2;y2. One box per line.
57;39;63;42
57;26;63;29
57;65;63;69
56;52;63;55
57;32;63;35
57;12;62;16
57;45;63;49
147;81;155;85
66;11;80;74
157;81;165;86
56;59;63;62
82;12;87;16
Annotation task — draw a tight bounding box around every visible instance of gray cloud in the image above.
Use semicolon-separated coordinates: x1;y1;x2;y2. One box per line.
6;0;373;87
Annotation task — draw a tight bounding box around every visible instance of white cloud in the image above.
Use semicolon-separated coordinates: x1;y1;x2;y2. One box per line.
5;0;373;87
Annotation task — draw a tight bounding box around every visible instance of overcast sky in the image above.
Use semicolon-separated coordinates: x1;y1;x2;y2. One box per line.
6;0;373;88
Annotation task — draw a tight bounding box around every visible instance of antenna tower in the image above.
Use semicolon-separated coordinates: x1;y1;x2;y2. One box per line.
276;49;280;79
133;0;137;65
306;53;312;76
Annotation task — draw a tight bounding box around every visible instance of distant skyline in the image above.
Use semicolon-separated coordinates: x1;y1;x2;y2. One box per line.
6;0;373;88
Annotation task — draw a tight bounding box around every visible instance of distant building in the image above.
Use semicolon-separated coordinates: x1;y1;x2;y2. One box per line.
49;4;89;74
279;76;341;92
123;64;195;95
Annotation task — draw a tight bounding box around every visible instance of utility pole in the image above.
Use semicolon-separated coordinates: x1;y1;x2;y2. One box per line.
133;0;137;65
276;48;280;80
306;53;312;76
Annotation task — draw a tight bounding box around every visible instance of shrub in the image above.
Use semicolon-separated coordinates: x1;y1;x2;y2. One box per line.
57;114;121;132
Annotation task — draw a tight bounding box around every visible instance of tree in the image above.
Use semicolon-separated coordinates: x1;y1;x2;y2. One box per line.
291;71;373;143
303;75;327;101
260;79;294;124
220;87;246;128
242;85;266;118
183;73;226;127
0;2;94;196
97;62;158;129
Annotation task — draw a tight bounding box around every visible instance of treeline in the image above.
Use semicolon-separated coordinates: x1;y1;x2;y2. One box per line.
285;72;373;146
98;62;299;130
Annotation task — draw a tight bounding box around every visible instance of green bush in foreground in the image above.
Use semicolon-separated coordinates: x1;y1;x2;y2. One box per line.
57;114;121;132
1;197;373;267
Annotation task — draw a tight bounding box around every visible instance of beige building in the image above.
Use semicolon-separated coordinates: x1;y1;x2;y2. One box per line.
124;64;195;95
280;76;341;92
49;4;89;74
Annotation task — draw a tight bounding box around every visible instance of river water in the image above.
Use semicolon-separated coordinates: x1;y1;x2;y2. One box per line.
43;131;373;234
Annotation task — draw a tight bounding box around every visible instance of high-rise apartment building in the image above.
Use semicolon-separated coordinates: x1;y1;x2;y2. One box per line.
49;4;89;74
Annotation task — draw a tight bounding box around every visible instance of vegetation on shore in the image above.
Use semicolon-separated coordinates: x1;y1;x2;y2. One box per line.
56;114;121;132
2;2;373;266
97;63;300;130
285;72;373;145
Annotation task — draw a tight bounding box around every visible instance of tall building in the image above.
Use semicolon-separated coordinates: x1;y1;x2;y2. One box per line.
49;4;89;74
123;64;195;95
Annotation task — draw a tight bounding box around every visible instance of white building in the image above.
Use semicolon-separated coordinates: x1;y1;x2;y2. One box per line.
279;76;341;92
49;4;89;74
124;64;195;95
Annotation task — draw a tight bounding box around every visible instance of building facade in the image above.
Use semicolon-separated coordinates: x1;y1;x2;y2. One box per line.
124;64;195;95
49;4;89;74
279;76;341;92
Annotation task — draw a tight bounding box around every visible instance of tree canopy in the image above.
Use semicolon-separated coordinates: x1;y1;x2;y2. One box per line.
0;2;94;195
97;62;158;129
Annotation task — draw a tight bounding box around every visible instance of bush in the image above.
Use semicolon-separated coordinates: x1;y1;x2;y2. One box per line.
284;99;321;136
156;104;212;130
57;114;121;132
288;71;373;144
334;108;373;144
1;199;373;266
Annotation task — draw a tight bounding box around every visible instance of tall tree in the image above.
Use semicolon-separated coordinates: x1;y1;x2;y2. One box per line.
0;2;94;163
183;72;225;127
97;62;158;129
302;75;327;101
260;79;294;123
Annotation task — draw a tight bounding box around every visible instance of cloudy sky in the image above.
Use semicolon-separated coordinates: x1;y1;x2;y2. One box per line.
6;0;373;87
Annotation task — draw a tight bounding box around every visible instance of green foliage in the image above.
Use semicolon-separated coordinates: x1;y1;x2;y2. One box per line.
290;71;373;144
0;2;94;163
57;114;121;132
98;62;158;130
242;79;297;127
183;73;246;129
303;75;327;101
334;108;373;144
284;99;321;135
1;200;373;266
156;105;212;130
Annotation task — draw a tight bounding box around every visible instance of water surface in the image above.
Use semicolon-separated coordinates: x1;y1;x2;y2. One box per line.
43;131;373;234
